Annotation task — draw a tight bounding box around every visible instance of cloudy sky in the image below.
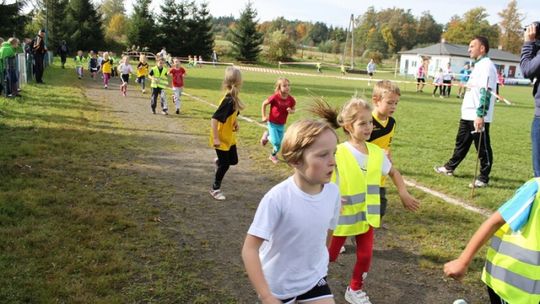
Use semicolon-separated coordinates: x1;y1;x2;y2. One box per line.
126;0;539;28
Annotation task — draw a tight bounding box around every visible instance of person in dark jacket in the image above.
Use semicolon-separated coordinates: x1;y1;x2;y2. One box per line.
56;40;69;69
521;22;540;177
32;29;47;83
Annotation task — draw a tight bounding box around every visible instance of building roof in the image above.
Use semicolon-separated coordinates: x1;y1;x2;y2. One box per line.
399;42;520;62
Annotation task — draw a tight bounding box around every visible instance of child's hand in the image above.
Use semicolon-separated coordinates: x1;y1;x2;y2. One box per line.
261;116;268;123
399;191;420;212
233;121;239;132
260;294;281;304
213;138;221;148
444;259;468;281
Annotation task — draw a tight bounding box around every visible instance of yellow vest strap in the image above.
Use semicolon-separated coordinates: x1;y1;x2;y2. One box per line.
485;261;540;294
367;185;380;194
490;235;540;266
338;212;366;226
342;193;365;205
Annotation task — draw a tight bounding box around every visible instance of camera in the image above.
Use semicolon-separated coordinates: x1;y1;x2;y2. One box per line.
524;21;540;40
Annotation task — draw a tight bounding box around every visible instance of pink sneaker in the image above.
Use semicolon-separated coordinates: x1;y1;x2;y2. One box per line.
269;155;279;164
260;131;269;146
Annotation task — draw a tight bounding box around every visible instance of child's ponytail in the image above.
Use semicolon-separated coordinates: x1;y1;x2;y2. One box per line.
308;98;341;130
223;67;245;111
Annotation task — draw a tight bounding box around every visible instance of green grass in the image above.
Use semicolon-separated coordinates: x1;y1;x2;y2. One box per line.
0;62;237;302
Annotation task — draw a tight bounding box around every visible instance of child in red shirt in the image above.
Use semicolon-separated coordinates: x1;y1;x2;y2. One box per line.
260;78;296;164
168;58;187;114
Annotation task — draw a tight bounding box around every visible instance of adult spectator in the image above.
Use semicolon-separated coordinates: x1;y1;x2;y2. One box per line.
0;37;21;97
56;40;69;69
435;36;498;188
520;22;540;177
32;29;47;83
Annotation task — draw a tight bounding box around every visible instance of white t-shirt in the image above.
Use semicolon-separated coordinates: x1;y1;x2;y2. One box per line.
345;141;392;176
461;57;498;122
443;67;453;81
118;63;133;75
247;176;341;299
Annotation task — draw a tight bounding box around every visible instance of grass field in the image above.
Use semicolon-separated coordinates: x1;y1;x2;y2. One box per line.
0;59;534;301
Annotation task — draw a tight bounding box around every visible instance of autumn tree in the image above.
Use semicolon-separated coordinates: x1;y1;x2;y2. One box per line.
498;0;524;54
99;0;125;28
127;0;157;51
444;8;499;46
105;14;128;41
266;30;296;61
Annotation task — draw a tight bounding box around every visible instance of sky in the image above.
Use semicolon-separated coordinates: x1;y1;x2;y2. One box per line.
125;0;539;29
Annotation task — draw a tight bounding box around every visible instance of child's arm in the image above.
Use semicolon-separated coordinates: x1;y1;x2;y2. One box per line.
444;212;505;281
287;106;296;114
261;99;270;122
211;118;220;147
388;167;420;211
233;118;239;132
242;234;281;304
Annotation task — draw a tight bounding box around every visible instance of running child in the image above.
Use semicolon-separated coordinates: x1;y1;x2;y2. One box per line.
100;52;113;89
242;119;341;303
368;80;420;219
88;51;99;79
432;68;444;98
148;57;169;115
311;98;415;304
117;55;133;97
260;77;296;164
168;57;186;114
136;54;149;93
209;67;244;201
444;178;540;304
74;50;86;79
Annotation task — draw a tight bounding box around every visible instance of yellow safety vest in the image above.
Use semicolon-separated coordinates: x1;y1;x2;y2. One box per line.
150;66;169;88
331;142;384;236
481;178;540;304
74;55;86;67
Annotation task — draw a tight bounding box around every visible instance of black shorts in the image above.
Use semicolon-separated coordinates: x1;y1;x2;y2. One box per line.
280;277;333;304
417;78;425;83
121;74;129;83
368;72;373;76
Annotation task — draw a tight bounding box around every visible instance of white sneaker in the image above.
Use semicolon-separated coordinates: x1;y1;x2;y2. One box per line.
345;287;372;304
434;165;453;176
468;179;488;189
340;246;346;253
209;189;226;201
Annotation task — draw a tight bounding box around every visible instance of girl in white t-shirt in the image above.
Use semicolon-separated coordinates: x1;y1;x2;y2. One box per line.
117;55;133;97
242;119;341;304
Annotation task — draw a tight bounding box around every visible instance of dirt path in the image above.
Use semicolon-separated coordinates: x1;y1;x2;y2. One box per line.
84;77;486;303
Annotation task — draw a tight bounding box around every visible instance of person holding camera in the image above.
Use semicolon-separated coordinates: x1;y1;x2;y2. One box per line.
521;22;540;177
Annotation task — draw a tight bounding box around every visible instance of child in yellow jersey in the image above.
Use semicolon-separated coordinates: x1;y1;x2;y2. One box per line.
368;80;420;218
136;54;149;93
209;67;245;201
100;52;113;89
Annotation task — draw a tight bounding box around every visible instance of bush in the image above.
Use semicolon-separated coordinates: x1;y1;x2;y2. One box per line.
264;30;296;62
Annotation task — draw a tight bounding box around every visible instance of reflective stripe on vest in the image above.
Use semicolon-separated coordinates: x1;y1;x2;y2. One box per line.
151;66;168;88
481;178;540;304
332;142;383;236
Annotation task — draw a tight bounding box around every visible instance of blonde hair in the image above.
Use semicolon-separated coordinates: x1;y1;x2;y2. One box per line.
274;77;290;94
223;66;245;111
122;55;129;63
281;119;337;164
309;97;372;135
103;52;109;60
139;54;146;62
7;37;19;46
372;80;400;100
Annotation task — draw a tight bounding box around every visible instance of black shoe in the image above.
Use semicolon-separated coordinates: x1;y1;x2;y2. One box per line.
152;109;156;114
175;109;180;114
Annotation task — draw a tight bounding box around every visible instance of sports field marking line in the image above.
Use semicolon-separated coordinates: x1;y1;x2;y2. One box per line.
183;91;491;217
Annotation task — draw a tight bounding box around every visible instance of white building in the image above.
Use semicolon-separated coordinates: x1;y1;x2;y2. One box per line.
399;42;523;80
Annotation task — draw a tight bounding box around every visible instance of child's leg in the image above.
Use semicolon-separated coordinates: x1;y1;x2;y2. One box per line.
328;236;347;262
267;122;285;155
151;88;160;112
160;90;168;112
141;77;146;91
213;145;238;190
172;87;180;109
350;227;374;291
177;87;183;110
486;286;507;304
103;73;110;87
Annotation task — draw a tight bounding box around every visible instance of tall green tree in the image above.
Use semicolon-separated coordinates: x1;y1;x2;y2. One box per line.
229;2;263;62
65;0;104;51
415;11;443;46
49;0;69;49
157;0;188;54
0;1;28;38
127;0;157;51
188;2;214;58
498;0;524;54
444;8;499;46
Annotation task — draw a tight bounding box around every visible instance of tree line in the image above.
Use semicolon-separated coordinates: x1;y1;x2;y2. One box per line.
0;0;525;62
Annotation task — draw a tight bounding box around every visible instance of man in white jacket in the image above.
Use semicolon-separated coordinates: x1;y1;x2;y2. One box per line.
435;36;498;188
